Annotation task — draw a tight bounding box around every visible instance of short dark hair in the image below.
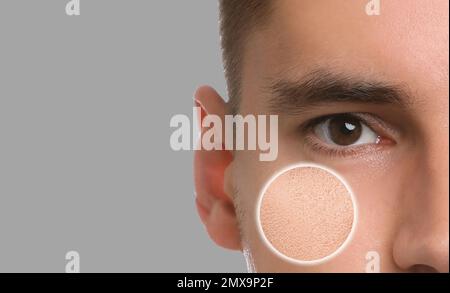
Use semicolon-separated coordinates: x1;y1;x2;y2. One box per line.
219;0;272;112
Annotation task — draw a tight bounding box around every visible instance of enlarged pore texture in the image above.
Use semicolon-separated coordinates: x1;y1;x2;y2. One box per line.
260;167;354;261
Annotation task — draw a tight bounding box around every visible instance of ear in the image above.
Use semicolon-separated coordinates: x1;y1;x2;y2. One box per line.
193;85;242;251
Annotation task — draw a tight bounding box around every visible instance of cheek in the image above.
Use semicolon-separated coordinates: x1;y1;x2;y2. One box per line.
327;155;411;268
233;161;359;272
231;154;283;270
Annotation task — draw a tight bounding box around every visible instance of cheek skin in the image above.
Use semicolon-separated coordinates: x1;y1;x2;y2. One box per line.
231;159;355;272
232;145;404;272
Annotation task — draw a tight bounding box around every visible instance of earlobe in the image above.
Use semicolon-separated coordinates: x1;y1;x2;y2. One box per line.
193;85;242;251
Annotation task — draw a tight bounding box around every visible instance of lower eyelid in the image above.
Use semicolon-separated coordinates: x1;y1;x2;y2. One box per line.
302;135;389;158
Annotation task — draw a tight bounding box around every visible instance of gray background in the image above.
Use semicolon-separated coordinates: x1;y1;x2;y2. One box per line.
0;0;245;272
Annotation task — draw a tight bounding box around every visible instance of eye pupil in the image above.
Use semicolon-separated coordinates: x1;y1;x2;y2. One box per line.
328;115;362;145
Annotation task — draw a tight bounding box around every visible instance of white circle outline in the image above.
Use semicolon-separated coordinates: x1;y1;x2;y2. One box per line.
255;162;359;266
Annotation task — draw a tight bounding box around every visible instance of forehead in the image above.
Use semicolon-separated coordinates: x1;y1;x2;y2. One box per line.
241;0;448;111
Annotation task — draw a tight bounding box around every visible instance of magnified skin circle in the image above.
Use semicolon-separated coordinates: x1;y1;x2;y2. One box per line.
257;164;357;265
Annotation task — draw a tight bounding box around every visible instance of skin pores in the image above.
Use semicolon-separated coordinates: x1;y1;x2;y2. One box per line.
258;166;356;263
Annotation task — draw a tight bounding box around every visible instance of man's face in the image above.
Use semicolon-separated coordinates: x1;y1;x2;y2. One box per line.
230;0;449;272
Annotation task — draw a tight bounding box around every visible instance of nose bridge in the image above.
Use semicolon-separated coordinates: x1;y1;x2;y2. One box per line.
423;121;449;225
419;137;449;271
424;128;449;267
392;129;449;272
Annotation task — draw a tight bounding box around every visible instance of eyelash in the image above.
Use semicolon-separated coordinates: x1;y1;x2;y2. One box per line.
300;113;395;158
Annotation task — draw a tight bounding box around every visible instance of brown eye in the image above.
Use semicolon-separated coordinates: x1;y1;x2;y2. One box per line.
328;115;362;146
313;114;379;146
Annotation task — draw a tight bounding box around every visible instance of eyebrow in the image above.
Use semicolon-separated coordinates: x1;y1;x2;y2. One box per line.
267;69;408;115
